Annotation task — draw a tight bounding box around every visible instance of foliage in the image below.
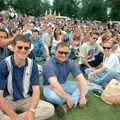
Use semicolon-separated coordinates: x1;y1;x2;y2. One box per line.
53;0;80;18
81;0;107;21
106;0;120;20
0;0;120;21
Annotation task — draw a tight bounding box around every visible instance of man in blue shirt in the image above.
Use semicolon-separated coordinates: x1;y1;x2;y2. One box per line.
0;34;54;120
31;29;49;63
43;42;87;114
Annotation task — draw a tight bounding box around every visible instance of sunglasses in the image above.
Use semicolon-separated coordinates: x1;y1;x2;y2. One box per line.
103;47;111;49
58;51;69;55
17;46;30;51
0;36;7;39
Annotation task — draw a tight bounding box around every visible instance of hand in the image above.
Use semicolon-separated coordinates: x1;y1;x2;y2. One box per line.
79;96;87;108
23;111;34;120
88;72;94;81
65;95;74;109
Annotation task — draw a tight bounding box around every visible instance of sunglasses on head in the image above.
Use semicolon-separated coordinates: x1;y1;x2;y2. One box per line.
58;51;69;55
17;46;30;51
103;47;111;49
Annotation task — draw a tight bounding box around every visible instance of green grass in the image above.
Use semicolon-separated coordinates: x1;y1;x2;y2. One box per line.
48;92;120;120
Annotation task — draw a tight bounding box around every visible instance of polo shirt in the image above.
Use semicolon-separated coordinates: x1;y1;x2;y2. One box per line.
43;57;81;85
0;55;39;101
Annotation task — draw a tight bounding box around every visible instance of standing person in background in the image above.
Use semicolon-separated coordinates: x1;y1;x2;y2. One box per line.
0;34;54;120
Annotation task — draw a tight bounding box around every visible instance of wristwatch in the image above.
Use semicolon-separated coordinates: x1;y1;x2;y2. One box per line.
29;108;35;113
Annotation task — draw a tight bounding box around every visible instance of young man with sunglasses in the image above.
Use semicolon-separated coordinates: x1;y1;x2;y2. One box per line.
86;40;120;87
0;34;54;120
79;32;103;74
43;42;87;115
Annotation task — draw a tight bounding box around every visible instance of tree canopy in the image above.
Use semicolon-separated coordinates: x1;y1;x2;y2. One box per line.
0;0;120;21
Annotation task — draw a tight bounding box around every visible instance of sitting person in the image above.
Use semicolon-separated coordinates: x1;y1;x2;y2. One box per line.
86;40;120;87
0;28;12;62
43;42;88;115
31;29;49;63
0;34;54;120
79;32;103;74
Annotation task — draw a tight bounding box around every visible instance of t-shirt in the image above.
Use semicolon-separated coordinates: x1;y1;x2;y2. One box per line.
79;42;101;63
103;53;120;73
43;57;81;85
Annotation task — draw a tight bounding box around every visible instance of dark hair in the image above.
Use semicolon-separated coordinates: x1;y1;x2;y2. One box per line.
54;27;61;40
12;34;31;47
32;29;39;34
0;28;8;38
56;42;69;50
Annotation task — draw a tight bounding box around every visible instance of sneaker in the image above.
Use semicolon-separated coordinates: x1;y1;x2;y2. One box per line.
54;104;67;117
92;89;102;97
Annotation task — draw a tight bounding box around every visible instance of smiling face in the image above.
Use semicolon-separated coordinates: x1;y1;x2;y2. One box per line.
55;43;69;63
13;41;31;62
12;35;31;64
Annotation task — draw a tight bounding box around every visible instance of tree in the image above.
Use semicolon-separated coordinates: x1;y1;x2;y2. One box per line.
11;0;50;16
81;0;107;21
53;0;81;18
106;0;120;20
0;0;7;11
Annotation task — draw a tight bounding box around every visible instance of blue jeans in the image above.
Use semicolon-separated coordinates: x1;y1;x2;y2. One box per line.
43;81;82;107
85;68;120;86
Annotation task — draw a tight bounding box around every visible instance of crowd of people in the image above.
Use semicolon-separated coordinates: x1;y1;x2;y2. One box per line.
0;14;120;120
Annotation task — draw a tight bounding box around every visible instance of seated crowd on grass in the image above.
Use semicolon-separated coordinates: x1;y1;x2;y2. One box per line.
0;15;120;120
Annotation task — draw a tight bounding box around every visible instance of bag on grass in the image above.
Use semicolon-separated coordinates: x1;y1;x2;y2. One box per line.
101;79;120;105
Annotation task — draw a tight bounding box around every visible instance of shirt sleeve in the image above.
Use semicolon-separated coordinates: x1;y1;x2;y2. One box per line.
43;61;56;80
0;60;9;90
69;60;81;78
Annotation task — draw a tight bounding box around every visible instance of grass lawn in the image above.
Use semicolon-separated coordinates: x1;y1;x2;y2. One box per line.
48;91;120;120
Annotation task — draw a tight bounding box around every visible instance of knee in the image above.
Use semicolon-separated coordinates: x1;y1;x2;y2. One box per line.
44;90;64;104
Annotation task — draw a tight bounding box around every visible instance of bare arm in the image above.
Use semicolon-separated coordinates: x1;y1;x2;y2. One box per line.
82;58;92;68
88;67;106;81
29;86;40;109
92;67;106;75
48;77;74;108
76;73;87;108
0;90;21;120
23;86;40;120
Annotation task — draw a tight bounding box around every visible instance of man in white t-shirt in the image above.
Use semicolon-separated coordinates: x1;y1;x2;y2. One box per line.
79;32;103;73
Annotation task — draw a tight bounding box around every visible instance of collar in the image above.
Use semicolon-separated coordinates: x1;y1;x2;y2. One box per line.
52;56;68;64
11;55;28;67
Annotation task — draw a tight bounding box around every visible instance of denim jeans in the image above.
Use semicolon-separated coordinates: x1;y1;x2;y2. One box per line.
85;68;120;86
43;81;87;107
